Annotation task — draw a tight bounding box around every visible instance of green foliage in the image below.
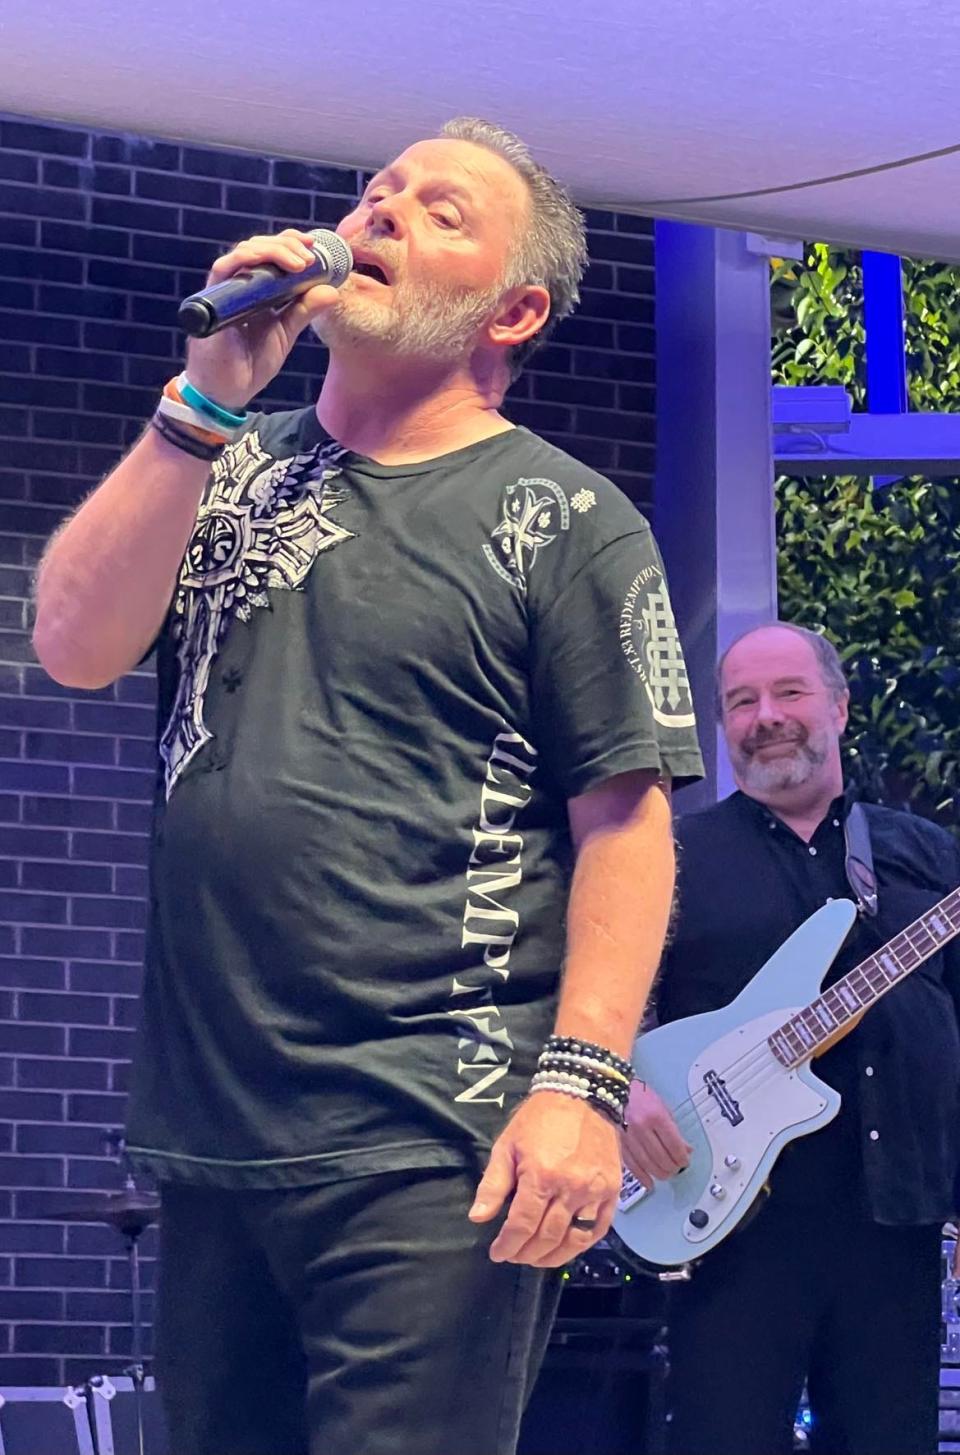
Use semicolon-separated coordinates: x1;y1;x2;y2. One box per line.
773;245;960;829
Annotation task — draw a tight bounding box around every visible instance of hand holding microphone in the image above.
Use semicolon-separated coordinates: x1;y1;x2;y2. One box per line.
179;228;353;337
180;228;354;411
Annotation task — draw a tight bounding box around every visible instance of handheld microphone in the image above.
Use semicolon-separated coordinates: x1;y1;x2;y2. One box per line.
178;229;354;338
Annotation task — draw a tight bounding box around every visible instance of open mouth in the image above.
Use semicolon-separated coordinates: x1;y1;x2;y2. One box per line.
353;261;390;285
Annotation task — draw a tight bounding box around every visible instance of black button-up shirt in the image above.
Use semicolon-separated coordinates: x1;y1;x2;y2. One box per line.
657;791;960;1225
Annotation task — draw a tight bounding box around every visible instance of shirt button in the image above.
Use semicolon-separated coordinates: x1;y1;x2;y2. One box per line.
869;1129;880;1141
865;1066;874;1077
832;819;840;828
808;846;818;856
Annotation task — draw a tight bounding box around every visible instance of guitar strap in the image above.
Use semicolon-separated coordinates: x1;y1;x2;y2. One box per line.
843;800;878;918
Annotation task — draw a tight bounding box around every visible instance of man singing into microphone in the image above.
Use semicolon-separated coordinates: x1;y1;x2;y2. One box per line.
33;118;702;1455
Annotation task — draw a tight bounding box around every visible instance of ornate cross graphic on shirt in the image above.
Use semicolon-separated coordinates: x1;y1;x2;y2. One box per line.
160;431;355;797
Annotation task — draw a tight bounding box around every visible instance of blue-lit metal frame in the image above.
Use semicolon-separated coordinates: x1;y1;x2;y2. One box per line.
862;251;907;415
862;250;907;486
773;247;960;476
655;223;778;807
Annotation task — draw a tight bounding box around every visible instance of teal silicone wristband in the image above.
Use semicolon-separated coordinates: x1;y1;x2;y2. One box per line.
177;373;248;430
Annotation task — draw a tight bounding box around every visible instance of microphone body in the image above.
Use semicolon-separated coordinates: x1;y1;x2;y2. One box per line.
178;229;353;338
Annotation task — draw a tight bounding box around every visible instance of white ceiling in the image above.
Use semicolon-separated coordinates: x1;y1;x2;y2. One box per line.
3;0;960;259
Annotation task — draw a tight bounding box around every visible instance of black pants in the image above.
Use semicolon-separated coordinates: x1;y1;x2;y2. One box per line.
665;1196;942;1455
154;1167;562;1455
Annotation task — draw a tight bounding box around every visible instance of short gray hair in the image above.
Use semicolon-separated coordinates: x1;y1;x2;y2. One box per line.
715;622;848;717
439;116;587;378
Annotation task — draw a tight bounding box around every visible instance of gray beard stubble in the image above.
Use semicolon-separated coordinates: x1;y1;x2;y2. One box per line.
312;276;504;364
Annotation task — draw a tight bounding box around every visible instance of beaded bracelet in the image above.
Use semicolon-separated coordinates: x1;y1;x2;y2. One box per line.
537;1050;632;1087
532;1066;628;1107
542;1035;633;1081
534;1060;624;1090
533;1063;630;1118
529;1076;627;1128
531;1034;634;1129
536;1055;629;1090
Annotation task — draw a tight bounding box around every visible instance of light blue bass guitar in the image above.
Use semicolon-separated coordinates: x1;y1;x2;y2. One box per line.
614;887;960;1268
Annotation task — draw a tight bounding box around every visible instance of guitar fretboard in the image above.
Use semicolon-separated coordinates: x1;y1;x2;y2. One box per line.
768;885;960;1068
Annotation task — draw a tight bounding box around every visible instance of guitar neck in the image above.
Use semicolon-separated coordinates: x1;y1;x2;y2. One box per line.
768;885;960;1069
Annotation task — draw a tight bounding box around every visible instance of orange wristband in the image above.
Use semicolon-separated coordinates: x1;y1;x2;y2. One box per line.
161;378;229;446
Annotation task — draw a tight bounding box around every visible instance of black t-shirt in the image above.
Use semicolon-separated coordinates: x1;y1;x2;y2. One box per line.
126;408;704;1187
658;791;960;1224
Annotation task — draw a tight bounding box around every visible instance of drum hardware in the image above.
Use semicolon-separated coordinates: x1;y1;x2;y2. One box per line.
943;1227;960;1363
40;1134;159;1455
0;1384;95;1454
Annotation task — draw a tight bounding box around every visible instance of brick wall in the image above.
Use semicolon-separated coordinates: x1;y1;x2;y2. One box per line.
0;110;655;1383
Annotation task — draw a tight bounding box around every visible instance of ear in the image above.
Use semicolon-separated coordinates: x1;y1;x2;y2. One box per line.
834;688;850;734
486;284;551;354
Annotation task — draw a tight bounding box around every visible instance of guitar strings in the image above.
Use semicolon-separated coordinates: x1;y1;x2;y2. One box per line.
653;912;946;1138
619;913;960;1231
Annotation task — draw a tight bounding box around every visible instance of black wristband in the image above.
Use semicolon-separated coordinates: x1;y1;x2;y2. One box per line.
151;412;225;462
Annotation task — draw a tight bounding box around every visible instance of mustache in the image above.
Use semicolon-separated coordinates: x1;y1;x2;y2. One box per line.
742;725;807;757
356;239;401;277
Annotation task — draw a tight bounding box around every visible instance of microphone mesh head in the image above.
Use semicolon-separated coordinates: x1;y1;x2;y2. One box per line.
308;229;353;287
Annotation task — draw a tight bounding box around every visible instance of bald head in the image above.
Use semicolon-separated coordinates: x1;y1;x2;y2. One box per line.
717;623;847;715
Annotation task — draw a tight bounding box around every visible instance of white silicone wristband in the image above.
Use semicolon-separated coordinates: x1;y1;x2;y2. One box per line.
156;393;240;443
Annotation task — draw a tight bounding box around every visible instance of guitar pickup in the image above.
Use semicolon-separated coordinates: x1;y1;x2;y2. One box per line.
618;1167;649;1212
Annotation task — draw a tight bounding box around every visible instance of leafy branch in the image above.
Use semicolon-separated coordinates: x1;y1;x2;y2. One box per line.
773;246;960;830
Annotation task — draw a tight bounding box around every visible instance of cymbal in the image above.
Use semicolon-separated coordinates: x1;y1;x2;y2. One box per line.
40;1189;160;1235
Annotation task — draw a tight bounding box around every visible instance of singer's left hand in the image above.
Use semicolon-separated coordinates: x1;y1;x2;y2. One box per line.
468;1094;620;1267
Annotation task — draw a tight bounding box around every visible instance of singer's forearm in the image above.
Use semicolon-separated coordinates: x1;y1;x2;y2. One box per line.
33;430;209;689
558;772;675;1058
